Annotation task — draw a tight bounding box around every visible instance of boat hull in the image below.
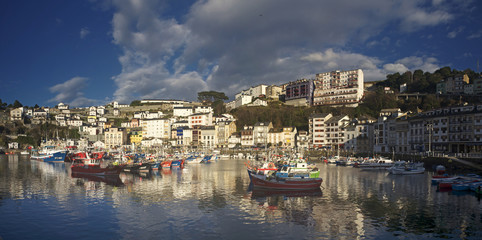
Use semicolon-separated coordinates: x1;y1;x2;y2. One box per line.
250;174;322;190
31;151;67;163
71;164;124;175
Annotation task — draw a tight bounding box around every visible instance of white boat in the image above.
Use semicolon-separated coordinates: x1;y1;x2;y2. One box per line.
387;161;425;175
357;157;394;170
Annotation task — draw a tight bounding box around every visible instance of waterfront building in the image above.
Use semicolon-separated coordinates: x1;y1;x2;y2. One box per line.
253;122;273;147
309;113;333;149
215;120;237;148
241;126;254;147
200;126;216;149
267;127;297;148
142;118;171;139
129;129;143;146
325;115;350;151
104;127;127;149
313;69;364;107
296;130;309;150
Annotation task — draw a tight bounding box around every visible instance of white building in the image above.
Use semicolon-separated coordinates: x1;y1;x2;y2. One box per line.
195;106;213;114
235;95;253;108
142;118;171;139
309;113;333;149
173;106;193;117
313;69;364;107
235;84;268;99
188;112;213;128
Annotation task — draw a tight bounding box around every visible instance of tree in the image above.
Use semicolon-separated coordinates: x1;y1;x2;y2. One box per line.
13;100;23;108
130;100;142;106
0;99;7;110
197;91;228;103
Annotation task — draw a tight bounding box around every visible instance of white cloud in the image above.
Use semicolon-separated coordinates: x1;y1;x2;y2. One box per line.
80;27;90;39
48;77;99;107
103;0;458;101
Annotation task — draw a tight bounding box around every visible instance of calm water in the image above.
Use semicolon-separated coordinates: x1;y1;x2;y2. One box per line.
1;154;481;240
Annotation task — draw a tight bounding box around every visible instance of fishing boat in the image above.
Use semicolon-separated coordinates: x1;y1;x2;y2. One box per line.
30;147;67;163
250;172;323;190
171;158;185;168
355;157;394;170
161;160;172;169
71;155;124;175
387;161;425;175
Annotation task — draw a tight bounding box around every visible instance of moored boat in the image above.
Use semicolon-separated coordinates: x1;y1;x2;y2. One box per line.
71;155;124;175
30;149;67;163
250;173;323;190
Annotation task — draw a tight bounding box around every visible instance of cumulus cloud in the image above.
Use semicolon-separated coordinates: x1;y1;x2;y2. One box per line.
48;77;98;107
80;27;90;39
102;0;459;102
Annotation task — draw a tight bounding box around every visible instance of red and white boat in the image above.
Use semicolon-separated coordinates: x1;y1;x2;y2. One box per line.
250;173;323;190
71;153;124;176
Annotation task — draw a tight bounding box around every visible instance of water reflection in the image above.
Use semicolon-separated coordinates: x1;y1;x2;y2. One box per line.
1;155;482;240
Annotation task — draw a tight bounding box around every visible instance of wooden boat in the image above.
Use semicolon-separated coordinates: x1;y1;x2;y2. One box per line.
250;173;323;190
71;155;124;176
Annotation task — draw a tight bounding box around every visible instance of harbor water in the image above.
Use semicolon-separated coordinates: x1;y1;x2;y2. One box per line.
1;154;482;240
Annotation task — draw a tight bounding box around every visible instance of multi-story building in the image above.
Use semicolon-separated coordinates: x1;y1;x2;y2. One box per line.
215;120;237;148
313;69;364;107
10;107;23;121
325;115;350;150
188;112;213;128
142;118;171;139
173;106;193;117
253;122;273;147
284;79;314;106
104;127;127;149
200;126;216;149
266;85;282;100
235;84;267;99
241;126;254;147
309;113;333;149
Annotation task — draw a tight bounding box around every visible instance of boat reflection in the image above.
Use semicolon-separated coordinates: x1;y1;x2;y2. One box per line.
71;172;124;186
250;187;323;198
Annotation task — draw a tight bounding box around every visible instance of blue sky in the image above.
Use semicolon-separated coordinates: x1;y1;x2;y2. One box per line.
1;0;481;108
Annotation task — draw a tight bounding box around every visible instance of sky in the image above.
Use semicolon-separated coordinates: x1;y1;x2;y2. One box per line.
1;0;481;108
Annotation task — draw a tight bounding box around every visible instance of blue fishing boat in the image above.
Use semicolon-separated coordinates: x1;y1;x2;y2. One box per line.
30;148;67;163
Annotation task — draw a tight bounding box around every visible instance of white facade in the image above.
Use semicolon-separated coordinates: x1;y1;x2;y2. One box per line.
235;95;253;108
173;107;193;117
195;106;213;114
235;84;267;99
142;118;171;139
313;69;364;107
188;112;213;128
309;113;333;149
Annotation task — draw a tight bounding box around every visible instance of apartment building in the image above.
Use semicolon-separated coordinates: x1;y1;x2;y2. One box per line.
104;127;127;149
313;69;364;107
309;113;333;149
284;79;314;106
